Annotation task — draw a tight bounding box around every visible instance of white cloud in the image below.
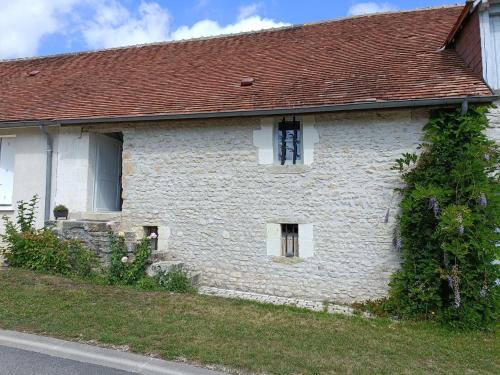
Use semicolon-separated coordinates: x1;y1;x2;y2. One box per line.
82;1;171;49
171;15;288;41
238;3;260;20
0;0;78;59
0;0;288;59
348;2;397;16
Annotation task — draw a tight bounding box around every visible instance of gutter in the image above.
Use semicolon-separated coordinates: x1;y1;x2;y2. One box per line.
38;124;54;223
0;96;497;128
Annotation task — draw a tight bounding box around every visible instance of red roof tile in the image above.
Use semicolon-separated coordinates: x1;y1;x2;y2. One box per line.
0;5;493;124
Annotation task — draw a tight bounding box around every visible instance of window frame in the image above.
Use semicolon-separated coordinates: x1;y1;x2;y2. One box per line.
281;223;299;258
274;117;303;165
0;135;16;209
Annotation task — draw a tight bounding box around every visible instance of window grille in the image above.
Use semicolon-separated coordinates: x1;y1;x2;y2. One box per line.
281;224;299;257
277;117;301;165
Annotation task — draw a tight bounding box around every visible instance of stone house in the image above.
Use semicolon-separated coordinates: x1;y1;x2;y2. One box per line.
0;2;498;302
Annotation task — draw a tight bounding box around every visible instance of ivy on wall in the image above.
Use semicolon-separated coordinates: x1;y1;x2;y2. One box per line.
388;106;499;329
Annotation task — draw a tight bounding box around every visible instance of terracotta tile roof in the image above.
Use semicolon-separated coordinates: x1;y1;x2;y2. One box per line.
0;5;494;124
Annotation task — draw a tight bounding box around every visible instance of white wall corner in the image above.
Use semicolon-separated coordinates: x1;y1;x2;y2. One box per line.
253;118;274;165
302;115;319;165
299;223;314;258
266;223;281;256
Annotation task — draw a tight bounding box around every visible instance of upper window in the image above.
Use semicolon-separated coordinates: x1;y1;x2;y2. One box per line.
275;117;302;165
0;137;15;206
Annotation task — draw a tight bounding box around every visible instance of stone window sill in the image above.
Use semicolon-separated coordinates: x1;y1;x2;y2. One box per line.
271;256;306;265
0;206;14;212
265;165;311;174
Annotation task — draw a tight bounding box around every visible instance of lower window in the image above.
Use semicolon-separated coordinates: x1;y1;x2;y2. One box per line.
281;223;299;257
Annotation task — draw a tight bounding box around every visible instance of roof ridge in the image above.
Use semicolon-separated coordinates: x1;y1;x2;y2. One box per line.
0;4;462;64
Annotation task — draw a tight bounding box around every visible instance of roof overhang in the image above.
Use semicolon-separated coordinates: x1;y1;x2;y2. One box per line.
443;0;477;47
0;95;497;129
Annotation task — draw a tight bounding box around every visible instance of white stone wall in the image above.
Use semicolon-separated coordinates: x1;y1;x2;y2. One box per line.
486;100;500;142
120;109;428;302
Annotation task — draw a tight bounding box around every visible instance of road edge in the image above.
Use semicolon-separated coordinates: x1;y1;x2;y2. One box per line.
0;329;224;375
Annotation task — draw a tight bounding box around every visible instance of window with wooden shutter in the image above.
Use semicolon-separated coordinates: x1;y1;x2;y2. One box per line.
0;137;15;206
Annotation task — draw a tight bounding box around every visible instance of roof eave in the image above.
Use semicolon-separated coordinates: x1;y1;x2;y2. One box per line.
443;0;476;47
0;96;497;128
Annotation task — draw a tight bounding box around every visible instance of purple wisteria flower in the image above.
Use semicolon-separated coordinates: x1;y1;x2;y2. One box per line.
450;266;461;309
480;286;488;298
429;197;439;217
478;193;487;207
454;289;461;309
447;276;453;288
458;225;464;235
483;153;490;161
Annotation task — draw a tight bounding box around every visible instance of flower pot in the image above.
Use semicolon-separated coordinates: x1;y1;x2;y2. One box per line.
54;210;69;220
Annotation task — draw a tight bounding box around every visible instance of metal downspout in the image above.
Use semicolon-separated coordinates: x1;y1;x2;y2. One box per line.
461;100;469;114
39;125;53;223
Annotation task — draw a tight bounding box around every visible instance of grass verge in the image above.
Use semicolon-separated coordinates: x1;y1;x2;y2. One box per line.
0;269;498;374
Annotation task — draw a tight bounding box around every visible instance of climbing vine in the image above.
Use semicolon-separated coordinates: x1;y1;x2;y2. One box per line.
387;106;499;329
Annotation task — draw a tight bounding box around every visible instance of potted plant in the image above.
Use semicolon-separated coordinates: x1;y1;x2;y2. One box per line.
53;204;69;220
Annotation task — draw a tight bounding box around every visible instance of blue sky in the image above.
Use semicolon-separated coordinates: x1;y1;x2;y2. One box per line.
0;0;460;59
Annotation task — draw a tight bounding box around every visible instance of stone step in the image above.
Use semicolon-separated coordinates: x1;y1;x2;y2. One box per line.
150;251;176;262
146;261;185;277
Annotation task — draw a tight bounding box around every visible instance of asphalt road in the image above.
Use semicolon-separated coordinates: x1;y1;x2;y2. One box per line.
0;345;136;375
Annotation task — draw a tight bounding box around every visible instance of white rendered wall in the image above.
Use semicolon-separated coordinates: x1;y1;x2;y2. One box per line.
0;127;52;230
53;127;92;214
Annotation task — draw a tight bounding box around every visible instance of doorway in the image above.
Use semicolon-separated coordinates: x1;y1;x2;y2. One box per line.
93;133;122;212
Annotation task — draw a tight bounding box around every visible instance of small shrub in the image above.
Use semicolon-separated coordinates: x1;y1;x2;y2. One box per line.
1;196;96;278
16;195;38;232
136;276;158;290
107;232;152;285
67;240;98;278
53;204;68;213
4;227;71;275
155;265;193;293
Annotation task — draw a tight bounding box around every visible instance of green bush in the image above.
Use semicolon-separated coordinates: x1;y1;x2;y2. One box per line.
106;232;151;285
136;276;158;290
387;106;499;329
3;225;71;275
2;196;195;294
67;240;98;278
1;196;97;278
155;265;193;293
106;232;194;293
